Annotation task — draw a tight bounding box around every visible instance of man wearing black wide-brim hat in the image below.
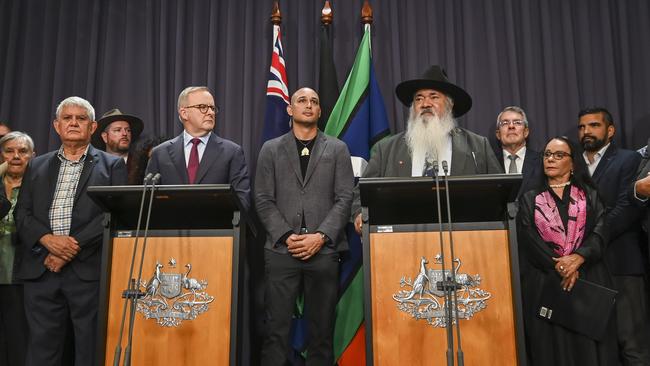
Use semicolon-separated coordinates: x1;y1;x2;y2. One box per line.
365;65;500;178
92;108;143;161
354;65;501;232
92;108;144;184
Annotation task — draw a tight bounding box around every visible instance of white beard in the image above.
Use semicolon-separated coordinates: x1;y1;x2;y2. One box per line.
405;108;456;165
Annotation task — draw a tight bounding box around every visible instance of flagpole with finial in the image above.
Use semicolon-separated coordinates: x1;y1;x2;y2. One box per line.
270;0;281;25
321;0;333;25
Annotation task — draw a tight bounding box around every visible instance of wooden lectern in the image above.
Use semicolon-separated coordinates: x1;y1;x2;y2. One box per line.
359;175;527;366
88;185;247;366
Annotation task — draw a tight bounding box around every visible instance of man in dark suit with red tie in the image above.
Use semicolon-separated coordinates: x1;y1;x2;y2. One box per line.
578;107;650;364
145;86;250;210
14;96;127;366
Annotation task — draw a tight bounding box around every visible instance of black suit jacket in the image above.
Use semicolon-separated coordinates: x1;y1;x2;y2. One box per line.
145;132;251;211
591;144;645;275
14;145;127;281
495;146;543;196
633;141;650;260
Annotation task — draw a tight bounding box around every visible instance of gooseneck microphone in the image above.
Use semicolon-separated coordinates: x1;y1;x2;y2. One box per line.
123;173;161;366
441;161;464;366
112;173;152;366
430;160;455;366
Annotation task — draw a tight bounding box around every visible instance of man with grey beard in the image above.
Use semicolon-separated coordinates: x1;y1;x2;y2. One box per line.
363;65;500;178
354;65;500;232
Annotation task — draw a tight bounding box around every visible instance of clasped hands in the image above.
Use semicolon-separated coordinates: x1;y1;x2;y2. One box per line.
286;233;325;261
552;253;585;292
40;234;80;272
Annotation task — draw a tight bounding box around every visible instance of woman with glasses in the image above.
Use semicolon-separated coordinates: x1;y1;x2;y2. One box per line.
0;131;34;366
516;136;617;365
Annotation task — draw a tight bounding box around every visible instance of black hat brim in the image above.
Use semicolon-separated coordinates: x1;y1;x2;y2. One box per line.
395;79;472;118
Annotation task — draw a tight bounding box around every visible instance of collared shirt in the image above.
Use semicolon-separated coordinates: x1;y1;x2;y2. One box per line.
583;143;610;176
49;145;88;236
183;130;210;166
411;134;452;177
503;146;527;174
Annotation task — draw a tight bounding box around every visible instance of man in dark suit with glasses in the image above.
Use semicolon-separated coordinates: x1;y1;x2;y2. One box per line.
145;86;250;210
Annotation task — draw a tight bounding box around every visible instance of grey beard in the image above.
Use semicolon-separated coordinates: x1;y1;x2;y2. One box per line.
405;110;456;162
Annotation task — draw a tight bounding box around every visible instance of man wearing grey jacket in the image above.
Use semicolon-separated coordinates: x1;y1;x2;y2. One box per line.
255;87;354;366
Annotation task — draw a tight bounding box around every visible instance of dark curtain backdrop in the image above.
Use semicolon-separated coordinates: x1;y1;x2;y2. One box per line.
1;0;650;168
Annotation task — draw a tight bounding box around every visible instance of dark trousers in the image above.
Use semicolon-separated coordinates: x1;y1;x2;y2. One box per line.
0;285;27;366
23;267;99;366
261;250;339;366
613;275;650;366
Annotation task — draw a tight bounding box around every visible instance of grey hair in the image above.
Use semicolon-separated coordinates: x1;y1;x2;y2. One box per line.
177;86;211;122
496;106;528;128
56;96;95;121
0;131;35;152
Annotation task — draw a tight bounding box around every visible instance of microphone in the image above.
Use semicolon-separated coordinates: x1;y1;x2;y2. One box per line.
112;174;152;366
124;174;160;366
423;154;437;177
431;160;454;366
143;172;153;185
441;160;465;366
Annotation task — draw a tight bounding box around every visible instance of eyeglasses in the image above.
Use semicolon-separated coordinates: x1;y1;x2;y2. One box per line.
498;119;525;127
543;151;572;160
184;104;219;114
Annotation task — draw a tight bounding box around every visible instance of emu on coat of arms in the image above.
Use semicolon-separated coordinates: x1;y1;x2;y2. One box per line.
136;259;215;327
392;254;491;327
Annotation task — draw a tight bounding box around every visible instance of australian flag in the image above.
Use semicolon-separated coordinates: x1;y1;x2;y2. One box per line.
262;24;290;142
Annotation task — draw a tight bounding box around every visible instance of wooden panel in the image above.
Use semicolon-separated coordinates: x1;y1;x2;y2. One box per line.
104;237;233;366
370;230;517;366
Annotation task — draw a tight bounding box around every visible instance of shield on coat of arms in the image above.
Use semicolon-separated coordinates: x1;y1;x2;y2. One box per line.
159;273;182;298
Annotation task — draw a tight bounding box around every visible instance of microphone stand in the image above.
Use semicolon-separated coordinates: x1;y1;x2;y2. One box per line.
431;160;454;366
123;173;160;366
442;161;464;366
112;173;153;366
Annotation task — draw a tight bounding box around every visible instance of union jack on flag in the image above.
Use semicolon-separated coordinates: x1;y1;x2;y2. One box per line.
262;24;290;142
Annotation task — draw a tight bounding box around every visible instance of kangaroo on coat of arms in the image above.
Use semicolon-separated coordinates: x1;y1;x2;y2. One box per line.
392;254;491;327
136;259;215;327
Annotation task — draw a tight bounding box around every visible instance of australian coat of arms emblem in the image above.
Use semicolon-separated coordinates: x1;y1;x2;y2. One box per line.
136;258;215;327
392;254;491;327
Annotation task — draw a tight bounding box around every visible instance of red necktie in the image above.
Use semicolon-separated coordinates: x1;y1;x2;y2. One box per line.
187;138;200;184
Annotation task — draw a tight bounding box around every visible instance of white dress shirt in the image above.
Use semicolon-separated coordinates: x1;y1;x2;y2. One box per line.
503;146;527;174
583;143;610;176
183;130;211;166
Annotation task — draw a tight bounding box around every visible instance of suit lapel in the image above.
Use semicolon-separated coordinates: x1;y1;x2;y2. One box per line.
395;137;412;177
74;146;97;202
47;152;61;204
169;135;189;184
450;129;469;174
303;132;327;186
281;133;304;186
194;133;220;184
591;145;616;182
522;150;535;175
